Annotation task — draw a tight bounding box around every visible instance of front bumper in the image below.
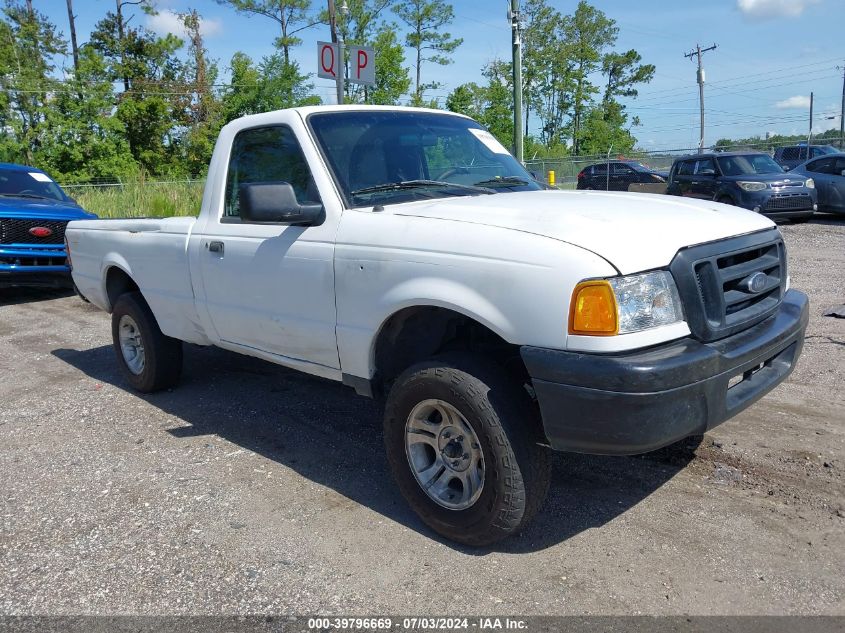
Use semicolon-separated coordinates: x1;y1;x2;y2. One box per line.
522;289;809;455
736;188;817;219
0;244;70;288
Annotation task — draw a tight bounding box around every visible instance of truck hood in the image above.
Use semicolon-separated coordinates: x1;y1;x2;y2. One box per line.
389;190;775;274
0;196;96;220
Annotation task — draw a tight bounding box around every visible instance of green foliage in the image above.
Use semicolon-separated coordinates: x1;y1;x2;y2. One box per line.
71;178;204;218
217;0;314;63
36;46;137;183
221;52;320;120
0;0;656;199
393;0;462;104
367;25;411;105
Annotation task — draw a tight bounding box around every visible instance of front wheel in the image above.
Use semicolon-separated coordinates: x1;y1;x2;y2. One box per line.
383;354;551;546
111;291;183;393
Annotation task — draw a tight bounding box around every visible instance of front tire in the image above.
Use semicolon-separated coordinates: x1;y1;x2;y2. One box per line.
383;354;551;546
111;292;182;393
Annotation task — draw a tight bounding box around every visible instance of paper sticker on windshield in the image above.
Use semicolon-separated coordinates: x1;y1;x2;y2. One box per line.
468;128;510;155
28;172;52;183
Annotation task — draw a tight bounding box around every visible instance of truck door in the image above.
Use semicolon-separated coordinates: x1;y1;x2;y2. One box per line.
194;123;340;371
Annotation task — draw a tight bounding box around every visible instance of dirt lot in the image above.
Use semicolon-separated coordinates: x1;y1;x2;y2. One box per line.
0;217;843;616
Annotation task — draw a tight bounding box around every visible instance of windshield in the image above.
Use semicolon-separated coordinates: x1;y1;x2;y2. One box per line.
0;168;70;202
308;110;541;207
716;154;784;176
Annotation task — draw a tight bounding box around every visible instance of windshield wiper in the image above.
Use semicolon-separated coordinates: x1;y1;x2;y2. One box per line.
472;176;531;187
350;180;494;197
0;193;51;200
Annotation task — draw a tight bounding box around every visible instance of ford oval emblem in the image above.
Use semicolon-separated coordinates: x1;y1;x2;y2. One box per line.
741;271;768;294
29;226;53;238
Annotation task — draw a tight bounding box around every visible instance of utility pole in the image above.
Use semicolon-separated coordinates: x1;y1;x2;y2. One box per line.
807;91;814;148
66;0;79;75
327;0;345;105
684;43;717;154
839;63;844;150
509;0;523;163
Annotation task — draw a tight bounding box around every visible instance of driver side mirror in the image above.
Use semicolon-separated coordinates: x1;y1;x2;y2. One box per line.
239;182;324;226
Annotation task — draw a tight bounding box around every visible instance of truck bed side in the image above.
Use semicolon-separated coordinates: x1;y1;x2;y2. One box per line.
66;217;211;346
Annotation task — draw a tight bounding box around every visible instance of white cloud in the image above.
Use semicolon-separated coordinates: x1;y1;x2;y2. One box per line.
775;95;812;109
147;9;222;40
737;0;821;20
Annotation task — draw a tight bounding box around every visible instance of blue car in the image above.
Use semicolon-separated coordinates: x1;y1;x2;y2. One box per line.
666;152;817;221
788;152;845;215
0;163;97;289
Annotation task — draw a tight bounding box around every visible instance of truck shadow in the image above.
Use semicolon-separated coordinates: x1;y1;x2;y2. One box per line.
0;286;73;306
52;343;698;554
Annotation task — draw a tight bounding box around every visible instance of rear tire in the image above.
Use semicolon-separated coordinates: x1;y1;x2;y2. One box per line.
383;353;551;546
111;291;182;393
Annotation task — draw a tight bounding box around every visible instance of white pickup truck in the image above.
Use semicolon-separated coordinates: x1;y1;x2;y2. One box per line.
67;106;808;545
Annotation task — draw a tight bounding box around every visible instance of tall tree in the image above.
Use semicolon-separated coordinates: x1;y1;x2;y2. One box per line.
37;45;137;182
366;24;410;105
221;51;319;120
181;9;223;176
217;0;316;64
0;1;65;163
90;4;188;175
601;49;654;103
561;1;617;154
393;0;462;106
520;0;558;138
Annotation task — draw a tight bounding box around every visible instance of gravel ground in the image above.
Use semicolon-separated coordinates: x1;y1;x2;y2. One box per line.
0;216;843;616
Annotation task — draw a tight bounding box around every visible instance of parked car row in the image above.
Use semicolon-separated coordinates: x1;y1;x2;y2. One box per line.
576;148;845;221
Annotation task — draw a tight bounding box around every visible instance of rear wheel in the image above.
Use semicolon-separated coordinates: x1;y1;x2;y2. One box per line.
383;353;551;546
111;292;182;393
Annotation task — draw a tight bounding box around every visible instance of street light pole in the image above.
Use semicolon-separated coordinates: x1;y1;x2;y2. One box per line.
509;0;523;163
327;0;345;105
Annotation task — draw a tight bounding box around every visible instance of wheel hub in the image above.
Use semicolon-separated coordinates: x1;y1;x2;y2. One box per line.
404;399;485;510
438;427;471;472
118;314;145;375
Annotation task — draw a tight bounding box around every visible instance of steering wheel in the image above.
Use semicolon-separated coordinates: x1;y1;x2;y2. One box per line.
435;166;470;181
18;189;40;195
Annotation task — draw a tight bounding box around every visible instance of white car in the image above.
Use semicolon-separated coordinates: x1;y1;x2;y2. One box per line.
66;106;808;545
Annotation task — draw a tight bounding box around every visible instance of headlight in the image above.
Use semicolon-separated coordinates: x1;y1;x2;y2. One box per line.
737;181;767;192
569;271;684;336
805;178;815;189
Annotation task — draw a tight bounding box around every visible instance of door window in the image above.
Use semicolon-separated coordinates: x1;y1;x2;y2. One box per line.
676;160;695;176
223;125;319;218
807;157;835;174
695;158;716;174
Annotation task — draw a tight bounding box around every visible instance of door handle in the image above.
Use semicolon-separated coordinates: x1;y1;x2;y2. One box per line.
207;240;224;254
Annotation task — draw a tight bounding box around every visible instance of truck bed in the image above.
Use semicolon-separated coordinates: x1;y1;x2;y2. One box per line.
66;216;211;345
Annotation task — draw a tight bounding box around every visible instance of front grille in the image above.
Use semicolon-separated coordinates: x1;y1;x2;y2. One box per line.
0;254;66;267
0;219;67;245
670;229;786;342
764;194;813;211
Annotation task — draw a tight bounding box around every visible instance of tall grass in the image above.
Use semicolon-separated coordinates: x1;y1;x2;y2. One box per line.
65;179;205;218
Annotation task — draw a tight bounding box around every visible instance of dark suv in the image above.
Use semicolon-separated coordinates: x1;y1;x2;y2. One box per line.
666;152;817;221
576;160;666;191
773;144;838;171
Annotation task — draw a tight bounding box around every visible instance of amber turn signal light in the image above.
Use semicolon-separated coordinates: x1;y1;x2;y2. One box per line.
568;280;618;336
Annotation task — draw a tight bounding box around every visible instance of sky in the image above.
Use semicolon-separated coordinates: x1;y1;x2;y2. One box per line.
36;0;845;151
